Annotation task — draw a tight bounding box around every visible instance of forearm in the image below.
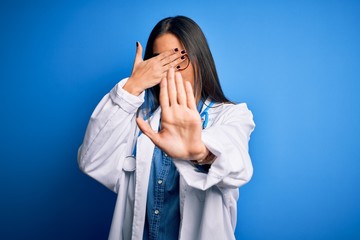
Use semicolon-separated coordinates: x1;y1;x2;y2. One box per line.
78;78;144;191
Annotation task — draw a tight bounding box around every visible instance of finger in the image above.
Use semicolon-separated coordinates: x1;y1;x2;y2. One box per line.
160;50;186;67
185;81;197;110
133;42;143;68
175;72;186;105
162;55;187;72
167;68;177;106
159;77;169;109
175;55;188;70
136;117;160;145
156;48;180;61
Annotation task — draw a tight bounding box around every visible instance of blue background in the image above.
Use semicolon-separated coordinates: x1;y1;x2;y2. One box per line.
1;0;359;239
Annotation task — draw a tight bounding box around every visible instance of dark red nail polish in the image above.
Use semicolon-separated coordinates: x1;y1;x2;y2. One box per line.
174;48;179;52
176;65;180;69
136;42;139;47
181;50;186;54
181;56;185;60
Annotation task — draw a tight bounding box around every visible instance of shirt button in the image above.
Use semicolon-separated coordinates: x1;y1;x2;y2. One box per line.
164;153;168;157
157;179;163;185
154;209;160;215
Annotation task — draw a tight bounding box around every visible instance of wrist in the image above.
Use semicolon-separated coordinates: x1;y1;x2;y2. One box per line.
192;145;215;165
123;77;143;96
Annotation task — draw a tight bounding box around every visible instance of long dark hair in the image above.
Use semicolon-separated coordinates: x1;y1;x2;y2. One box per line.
142;16;230;115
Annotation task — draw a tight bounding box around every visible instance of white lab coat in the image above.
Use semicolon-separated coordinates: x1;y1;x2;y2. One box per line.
78;78;255;240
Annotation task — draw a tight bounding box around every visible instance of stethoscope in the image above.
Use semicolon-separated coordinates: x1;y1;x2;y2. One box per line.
199;100;214;129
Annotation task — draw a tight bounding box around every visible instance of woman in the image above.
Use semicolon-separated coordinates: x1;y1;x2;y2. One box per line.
78;16;255;240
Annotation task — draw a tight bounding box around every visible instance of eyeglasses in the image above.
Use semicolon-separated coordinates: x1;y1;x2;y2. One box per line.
151;53;190;71
176;54;190;71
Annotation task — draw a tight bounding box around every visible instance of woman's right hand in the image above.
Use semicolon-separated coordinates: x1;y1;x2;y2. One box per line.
123;42;186;96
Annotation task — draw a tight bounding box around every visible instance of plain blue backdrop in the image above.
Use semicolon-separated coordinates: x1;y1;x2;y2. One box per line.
1;0;359;239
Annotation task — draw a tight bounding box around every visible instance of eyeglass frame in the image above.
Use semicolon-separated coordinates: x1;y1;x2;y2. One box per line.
149;53;190;71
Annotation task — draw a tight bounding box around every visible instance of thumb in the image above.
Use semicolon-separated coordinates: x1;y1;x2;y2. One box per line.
136;117;160;145
133;41;143;67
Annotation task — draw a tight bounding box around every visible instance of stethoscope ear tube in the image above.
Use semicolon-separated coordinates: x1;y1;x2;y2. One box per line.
200;101;214;129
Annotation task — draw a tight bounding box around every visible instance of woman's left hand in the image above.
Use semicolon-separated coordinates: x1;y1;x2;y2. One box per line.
136;68;209;161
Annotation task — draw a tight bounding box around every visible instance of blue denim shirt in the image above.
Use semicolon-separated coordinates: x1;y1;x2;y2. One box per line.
143;146;180;240
142;99;213;239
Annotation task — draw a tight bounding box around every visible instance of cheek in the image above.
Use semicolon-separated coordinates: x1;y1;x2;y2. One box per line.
182;64;195;83
179;71;194;86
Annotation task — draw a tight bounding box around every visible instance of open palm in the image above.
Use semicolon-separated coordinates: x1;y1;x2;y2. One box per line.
136;68;207;161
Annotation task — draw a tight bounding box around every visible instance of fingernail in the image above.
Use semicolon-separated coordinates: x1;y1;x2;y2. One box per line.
176;65;180;69
174;48;179;52
136;42;139;47
181;50;186;54
181;56;186;60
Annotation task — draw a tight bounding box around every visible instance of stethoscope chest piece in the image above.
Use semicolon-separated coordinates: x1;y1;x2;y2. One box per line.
123;155;136;172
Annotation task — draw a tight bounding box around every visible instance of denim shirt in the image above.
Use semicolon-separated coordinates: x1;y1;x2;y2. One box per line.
143;146;180;240
142;99;213;240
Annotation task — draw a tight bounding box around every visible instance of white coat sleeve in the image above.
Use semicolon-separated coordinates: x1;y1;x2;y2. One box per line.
77;78;144;193
173;103;255;190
